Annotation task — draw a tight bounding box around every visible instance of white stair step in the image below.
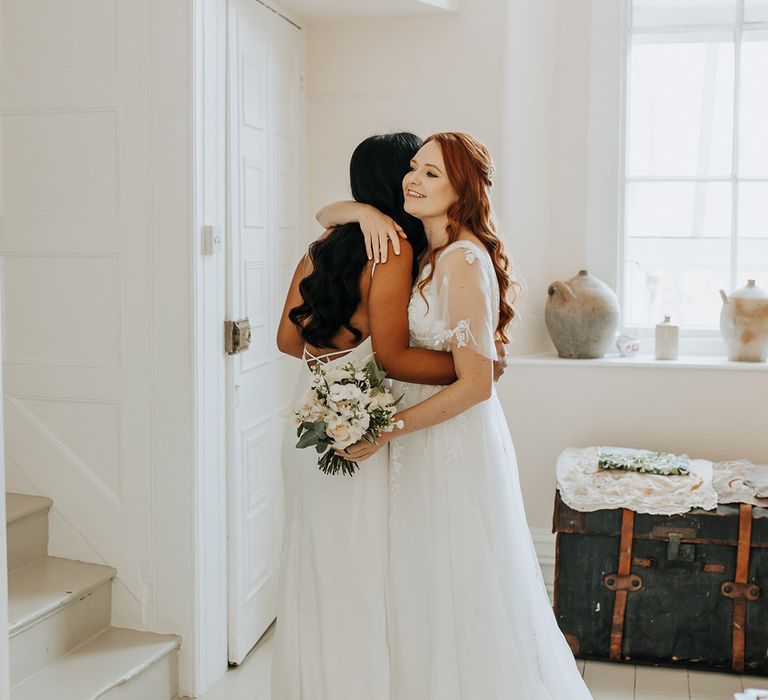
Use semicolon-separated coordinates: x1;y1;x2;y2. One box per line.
6;492;53;525
6;492;53;571
9;556;116;685
11;626;181;700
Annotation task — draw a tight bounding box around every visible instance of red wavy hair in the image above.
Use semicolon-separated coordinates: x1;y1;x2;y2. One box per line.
417;132;520;343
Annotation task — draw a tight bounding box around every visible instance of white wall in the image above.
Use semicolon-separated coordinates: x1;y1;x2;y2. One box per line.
506;363;768;529
308;0;509;243
308;0;768;531
0;0;199;695
501;0;559;354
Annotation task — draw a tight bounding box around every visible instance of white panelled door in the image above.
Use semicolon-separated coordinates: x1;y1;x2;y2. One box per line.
226;0;304;665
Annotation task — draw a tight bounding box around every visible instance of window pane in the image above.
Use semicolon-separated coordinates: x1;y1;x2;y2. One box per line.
625;238;731;327
745;0;768;22
738;182;768;237
632;0;737;27
627;181;731;237
628;35;734;177
739;33;768;177
738;239;768;287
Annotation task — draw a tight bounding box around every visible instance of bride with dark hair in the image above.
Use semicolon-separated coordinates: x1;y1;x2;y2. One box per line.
273;132;476;700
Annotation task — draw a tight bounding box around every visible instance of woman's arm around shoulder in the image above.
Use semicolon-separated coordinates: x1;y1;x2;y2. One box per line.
369;239;458;385
315;201;405;263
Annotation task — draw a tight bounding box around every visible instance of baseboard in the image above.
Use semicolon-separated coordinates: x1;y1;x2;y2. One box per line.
530;527;555;603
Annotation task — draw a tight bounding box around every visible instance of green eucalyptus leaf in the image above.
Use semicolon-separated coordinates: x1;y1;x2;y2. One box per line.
296;431;319;449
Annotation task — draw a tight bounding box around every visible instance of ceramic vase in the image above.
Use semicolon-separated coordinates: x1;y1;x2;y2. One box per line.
719;279;768;362
545;270;620;359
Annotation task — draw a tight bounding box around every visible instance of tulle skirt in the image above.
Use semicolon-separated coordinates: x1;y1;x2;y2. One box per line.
386;381;593;700
271;339;390;700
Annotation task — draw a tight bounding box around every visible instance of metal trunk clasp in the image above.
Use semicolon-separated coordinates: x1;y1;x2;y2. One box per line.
603;573;644;592
721;581;760;601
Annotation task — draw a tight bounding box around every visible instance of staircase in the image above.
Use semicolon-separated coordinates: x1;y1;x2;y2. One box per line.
6;492;182;699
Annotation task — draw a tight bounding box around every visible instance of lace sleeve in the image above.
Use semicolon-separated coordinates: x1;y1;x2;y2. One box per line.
433;244;498;361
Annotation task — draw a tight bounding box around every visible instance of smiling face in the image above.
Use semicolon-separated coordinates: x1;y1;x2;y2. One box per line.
402;140;458;220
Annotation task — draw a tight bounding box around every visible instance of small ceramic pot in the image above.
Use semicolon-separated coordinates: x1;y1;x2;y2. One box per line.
655;316;679;361
545;270;621;359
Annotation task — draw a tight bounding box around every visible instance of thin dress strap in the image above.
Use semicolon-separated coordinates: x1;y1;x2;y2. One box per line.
302;346;353;364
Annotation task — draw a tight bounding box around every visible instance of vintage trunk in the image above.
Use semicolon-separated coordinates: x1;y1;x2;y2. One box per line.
552;491;768;675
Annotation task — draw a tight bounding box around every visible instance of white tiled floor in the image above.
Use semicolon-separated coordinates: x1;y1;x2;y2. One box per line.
580;661;754;700
194;629;764;700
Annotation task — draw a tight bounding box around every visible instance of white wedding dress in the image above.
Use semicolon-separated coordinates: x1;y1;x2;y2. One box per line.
271;337;390;700
387;240;592;700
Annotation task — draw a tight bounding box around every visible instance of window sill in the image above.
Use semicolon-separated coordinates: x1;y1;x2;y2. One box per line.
507;352;768;371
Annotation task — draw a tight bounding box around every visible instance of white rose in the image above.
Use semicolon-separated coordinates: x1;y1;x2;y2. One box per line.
352;413;370;432
329;383;365;403
324;366;350;384
296;391;315;419
369;392;394;411
311;404;327;422
338;405;355;421
344;384;363;402
346;424;365;444
324;408;349;424
326;418;353;449
328;384;352;403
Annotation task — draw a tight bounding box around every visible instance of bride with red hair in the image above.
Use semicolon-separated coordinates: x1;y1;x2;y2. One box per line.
337;132;593;699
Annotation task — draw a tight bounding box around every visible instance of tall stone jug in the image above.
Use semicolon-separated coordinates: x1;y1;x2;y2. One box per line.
719;279;768;362
545;270;620;359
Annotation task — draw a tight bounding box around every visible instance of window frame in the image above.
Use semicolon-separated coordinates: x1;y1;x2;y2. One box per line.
586;0;768;355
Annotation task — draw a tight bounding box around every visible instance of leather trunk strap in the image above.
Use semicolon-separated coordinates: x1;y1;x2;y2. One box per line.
609;508;635;660
731;503;753;672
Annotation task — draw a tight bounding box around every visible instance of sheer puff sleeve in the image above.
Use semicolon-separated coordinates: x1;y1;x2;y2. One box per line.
431;242;499;362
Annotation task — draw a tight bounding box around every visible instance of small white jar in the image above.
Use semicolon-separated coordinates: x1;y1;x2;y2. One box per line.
655;315;679;360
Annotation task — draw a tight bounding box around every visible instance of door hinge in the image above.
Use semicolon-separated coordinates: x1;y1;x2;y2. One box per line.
225;319;251;355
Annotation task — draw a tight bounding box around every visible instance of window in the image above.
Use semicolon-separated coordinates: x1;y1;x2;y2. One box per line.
621;0;768;335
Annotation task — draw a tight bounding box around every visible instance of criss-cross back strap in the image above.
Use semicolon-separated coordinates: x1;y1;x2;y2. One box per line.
302;346;353;364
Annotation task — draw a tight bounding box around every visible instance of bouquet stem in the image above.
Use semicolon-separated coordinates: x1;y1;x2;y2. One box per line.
318;451;359;477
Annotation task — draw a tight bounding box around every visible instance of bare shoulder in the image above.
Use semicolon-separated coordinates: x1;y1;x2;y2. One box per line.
392;237;414;261
376;238;414;271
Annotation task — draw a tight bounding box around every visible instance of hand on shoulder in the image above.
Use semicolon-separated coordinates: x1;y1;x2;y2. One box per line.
359;206;406;264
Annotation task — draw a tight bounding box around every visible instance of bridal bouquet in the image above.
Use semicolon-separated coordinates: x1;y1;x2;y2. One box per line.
294;355;403;476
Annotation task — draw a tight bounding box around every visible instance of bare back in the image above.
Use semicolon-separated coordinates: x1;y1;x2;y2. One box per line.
300;259;376;359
